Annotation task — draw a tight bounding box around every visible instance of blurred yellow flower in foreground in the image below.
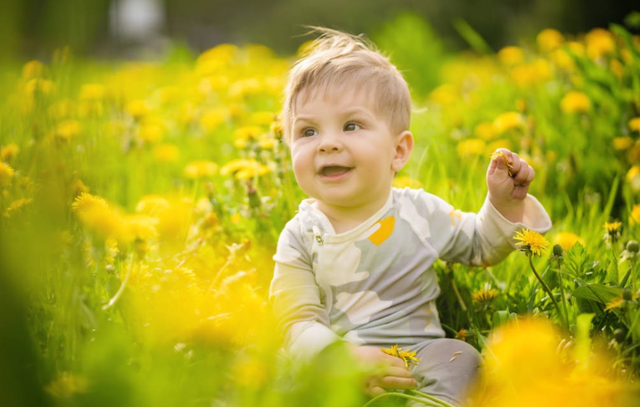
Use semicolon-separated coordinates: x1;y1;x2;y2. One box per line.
0;162;15;187
136;195;171;216
613;136;633;151
629;117;640;133
233;126;264;149
55;120;82;141
184;160;218;179
552;232;584;251
4;198;33;218
430;84;458;105
22;60;44;79
469;318;635;407
537;29;565;52
125;99;150;119
72;193;122;239
560;91;591;113
474;122;495;140
498;46;525;66
79;83;106;101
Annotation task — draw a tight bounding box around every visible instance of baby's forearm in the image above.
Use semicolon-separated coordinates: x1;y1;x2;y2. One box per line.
490;197;525;224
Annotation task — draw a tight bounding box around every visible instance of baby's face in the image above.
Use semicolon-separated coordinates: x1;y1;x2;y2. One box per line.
290;87;400;213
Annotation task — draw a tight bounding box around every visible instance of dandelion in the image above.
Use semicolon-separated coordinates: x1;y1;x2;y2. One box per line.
629;117;640;133
560;91;591;113
537;29;564;52
135;195;171;216
79;83;106;101
498;46;525;66
381;344;421;368
0;162;15;187
125;100;150;119
603;221;622;243
585;28;616;60
430;84;458;105
233;126;264;149
613;136;633;151
1;144;19;161
72;193;122;238
138;119;166;143
456;139;486;159
493;112;524;134
514;229;549;256
3;198;33;218
55;120;82;141
22;60;44;79
474;122;495;140
604;295;624;312
184;160;218;179
455;329;470;342
152;144;180;163
472;284;499;308
199;108;229;131
220;158;270;180
491;150;514;177
552;232;583;252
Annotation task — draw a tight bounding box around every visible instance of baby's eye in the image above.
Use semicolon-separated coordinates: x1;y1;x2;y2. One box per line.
344;122;362;132
302;128;318;137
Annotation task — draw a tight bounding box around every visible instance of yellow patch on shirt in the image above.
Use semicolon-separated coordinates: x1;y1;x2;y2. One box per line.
449;208;462;226
369;216;395;246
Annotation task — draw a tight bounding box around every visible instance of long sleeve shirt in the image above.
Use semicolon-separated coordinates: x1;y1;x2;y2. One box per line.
270;187;552;360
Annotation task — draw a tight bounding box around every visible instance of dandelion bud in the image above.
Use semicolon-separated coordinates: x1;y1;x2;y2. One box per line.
614;328;626;343
623;288;632;301
553;244;563;257
626;240;639;253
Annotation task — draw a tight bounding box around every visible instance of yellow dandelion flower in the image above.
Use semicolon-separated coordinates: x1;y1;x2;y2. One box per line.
25;78;55;96
537;29;564;53
230;212;243;224
472;284;499;306
125;100;150;119
233;126;264;149
613;136;633;151
196;44;238;76
1;144;19;161
393;176;423;189
552;232;584;252
604;296;624;312
498;46;525;66
158;86;179;104
430;84;458;105
630;205;640;224
381;344;421;368
0;162;15;187
270;117;284;140
55;120;82;140
514;229;549;256
604;221;623;243
4;198;33;218
228;78;263;99
138;119;166;143
79;83;106;101
22;60;44;79
236;163;271;180
474;122;496;140
184;160;218;179
199;108;229;132
493;111;524;134
455;329;470;342
560;91;591;114
586;28;616;60
457;139;487;159
258;133;276;150
120;214;158;244
250;111;277;126
72;193;122;238
629;117;640;133
152;144;180;163
610;59;624;80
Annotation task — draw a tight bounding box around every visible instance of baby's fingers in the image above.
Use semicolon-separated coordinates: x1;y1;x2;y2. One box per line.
377;374;418;390
513;160;534;186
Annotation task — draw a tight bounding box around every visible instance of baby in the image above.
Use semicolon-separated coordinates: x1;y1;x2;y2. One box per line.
269;28;552;406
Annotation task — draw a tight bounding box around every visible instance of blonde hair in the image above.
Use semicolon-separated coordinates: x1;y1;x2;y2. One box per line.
282;27;412;143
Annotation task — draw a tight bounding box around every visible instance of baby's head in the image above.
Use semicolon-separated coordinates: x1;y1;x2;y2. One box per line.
282;28;412;144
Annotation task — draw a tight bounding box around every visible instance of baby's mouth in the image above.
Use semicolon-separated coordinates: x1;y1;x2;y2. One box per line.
320;166;353;177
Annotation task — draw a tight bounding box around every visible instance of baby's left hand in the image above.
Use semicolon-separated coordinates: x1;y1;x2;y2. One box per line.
486;148;534;222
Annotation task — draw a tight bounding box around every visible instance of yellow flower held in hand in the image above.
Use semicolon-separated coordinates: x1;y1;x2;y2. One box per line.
381;344;421;368
514;229;549;256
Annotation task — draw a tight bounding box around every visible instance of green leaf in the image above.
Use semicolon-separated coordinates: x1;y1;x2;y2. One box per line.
572;283;623;305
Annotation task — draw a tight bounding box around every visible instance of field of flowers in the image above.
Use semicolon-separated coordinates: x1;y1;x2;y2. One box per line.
1;13;640;406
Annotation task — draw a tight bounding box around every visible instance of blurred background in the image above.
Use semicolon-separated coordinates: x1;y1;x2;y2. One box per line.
2;0;639;63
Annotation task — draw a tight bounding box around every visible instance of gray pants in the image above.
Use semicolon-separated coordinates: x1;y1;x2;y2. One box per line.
408;338;482;407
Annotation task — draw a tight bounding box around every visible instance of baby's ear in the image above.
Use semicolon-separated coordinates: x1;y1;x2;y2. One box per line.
391;131;414;172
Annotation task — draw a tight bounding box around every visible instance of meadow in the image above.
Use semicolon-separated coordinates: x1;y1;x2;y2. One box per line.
1;13;640;406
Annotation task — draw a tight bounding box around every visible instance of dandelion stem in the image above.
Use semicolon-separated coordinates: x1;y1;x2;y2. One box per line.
361;392;442;407
408;389;458;407
528;253;565;325
555;257;571;331
103;252;135;310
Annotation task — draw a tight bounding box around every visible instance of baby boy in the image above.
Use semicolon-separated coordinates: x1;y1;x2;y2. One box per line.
269;28;552;406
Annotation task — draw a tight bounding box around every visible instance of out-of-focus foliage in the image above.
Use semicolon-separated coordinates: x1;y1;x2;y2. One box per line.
1;12;640;407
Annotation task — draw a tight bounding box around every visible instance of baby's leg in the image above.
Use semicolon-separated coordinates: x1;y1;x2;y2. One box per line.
408;338;482;407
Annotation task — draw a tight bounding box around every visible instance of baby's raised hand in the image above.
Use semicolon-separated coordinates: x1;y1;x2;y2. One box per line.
486;148;534;223
350;345;418;397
